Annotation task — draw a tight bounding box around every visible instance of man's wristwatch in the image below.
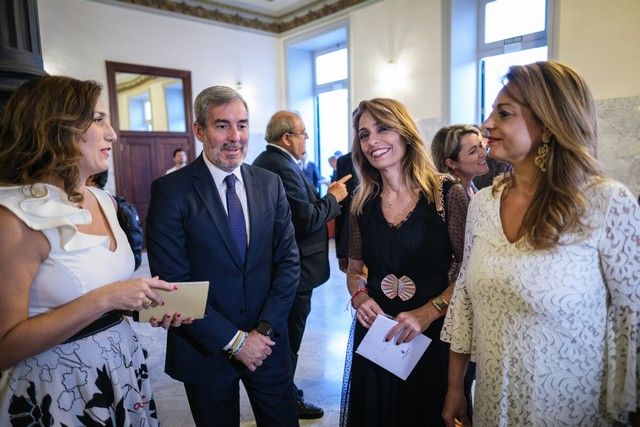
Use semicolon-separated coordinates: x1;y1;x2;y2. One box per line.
431;296;449;312
256;320;273;338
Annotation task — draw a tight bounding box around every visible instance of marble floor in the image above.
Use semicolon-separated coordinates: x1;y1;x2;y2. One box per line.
131;241;353;426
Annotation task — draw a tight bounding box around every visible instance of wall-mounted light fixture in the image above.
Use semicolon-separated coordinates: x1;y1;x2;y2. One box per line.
381;60;400;88
377;58;410;96
385;61;397;80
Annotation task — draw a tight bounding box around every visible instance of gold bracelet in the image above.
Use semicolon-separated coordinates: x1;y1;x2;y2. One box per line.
431;296;449;312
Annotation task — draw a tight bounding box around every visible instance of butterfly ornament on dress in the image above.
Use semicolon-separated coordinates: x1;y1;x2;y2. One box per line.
381;274;416;301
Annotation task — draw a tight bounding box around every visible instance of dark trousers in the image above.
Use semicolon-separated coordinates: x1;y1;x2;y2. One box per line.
287;288;313;392
184;365;299;427
183;342;298;426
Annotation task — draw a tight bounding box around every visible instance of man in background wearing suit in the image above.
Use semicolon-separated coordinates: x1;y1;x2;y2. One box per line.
253;111;351;419
334;152;359;272
146;87;299;426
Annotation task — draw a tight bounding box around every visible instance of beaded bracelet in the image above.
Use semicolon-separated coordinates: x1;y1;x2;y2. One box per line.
350;287;369;308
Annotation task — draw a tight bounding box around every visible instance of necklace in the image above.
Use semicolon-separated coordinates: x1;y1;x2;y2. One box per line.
381;189;394;209
381;190;416;210
381;193;393;209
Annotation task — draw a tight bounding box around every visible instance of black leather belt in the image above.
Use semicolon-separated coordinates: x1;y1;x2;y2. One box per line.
63;310;124;343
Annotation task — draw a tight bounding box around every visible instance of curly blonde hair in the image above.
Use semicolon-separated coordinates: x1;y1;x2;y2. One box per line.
350;98;443;215
0;76;101;203
493;61;603;249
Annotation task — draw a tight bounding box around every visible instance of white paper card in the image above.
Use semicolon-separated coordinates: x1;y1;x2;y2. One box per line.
355;314;431;380
138;281;209;322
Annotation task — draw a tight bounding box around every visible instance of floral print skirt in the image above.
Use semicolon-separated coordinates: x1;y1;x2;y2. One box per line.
0;317;159;426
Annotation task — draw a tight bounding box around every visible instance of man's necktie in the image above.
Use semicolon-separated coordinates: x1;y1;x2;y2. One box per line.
224;174;247;262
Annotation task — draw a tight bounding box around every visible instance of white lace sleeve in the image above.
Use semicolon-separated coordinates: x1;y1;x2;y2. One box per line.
440;191;480;353
599;184;640;421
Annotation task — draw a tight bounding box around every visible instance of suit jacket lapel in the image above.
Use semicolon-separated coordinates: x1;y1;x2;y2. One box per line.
191;156;244;269
242;165;261;266
299;168;319;202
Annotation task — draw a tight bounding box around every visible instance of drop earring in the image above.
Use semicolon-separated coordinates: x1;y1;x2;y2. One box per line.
534;134;551;172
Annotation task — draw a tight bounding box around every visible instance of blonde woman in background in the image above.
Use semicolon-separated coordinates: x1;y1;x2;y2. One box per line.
430;124;490;198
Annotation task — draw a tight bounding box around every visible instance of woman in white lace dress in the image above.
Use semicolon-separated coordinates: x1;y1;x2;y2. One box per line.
441;61;639;426
0;76;191;426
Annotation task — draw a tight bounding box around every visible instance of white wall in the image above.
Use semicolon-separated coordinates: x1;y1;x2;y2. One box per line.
37;0;281;171
556;0;640;100
555;0;640;195
349;0;443;122
37;0;640;195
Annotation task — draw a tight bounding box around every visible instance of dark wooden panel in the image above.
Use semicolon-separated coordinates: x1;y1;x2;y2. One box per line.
0;0;44;112
115;133;190;228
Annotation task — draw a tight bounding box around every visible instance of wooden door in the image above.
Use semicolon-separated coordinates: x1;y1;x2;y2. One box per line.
106;62;194;229
114;132;191;227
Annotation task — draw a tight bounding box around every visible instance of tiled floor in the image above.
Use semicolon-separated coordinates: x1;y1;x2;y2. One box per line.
132;241;353;426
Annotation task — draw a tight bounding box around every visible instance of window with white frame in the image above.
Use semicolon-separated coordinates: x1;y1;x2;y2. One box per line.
314;46;349;182
285;24;349;189
478;0;548;120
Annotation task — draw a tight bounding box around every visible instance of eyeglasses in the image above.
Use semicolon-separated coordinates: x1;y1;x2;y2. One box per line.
287;130;308;138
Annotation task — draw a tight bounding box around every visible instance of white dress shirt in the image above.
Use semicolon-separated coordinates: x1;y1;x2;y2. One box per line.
202;154;252;350
202;153;250;244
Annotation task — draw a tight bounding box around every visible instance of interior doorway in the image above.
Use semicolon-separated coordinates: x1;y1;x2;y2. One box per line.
105;61;194;227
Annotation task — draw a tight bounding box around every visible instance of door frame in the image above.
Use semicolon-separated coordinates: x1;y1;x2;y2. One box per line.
105;61;194;198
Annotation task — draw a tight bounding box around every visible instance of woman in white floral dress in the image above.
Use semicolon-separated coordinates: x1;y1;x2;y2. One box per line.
0;76;192;426
441;61;639;426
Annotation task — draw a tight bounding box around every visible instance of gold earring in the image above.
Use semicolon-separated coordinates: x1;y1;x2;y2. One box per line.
541;132;550;144
535;138;550;172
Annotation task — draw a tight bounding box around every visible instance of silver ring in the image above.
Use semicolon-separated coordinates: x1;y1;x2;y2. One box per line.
144;298;152;306
364;315;369;321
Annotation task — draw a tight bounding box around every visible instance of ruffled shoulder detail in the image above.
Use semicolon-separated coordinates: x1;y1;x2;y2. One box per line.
0;184;108;251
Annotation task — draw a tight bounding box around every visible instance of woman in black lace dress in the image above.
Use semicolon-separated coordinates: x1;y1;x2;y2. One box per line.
341;98;470;426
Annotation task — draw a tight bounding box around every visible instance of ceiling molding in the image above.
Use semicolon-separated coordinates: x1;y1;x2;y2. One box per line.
109;0;371;33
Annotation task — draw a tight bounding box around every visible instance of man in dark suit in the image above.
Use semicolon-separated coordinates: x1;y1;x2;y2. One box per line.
253;111;351;419
146;87;299;426
334;152;359;272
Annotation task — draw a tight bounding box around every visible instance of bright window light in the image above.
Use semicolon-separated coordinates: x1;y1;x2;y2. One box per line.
485;0;546;43
315;48;347;85
481;46;547;120
317;88;349;174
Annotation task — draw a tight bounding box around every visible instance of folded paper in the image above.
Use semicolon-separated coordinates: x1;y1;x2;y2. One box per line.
355;314;431;380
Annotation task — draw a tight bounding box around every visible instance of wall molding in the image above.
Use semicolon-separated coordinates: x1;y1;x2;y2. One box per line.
108;0;372;33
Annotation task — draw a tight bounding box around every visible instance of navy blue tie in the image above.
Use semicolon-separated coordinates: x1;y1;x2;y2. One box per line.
224;174;247;262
